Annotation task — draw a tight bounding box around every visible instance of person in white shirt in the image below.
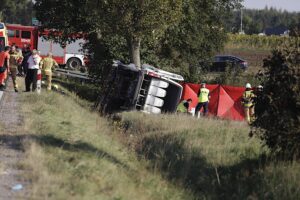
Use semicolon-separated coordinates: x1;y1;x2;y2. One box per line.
25;49;41;92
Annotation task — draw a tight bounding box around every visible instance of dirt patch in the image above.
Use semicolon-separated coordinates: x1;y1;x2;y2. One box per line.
0;78;31;199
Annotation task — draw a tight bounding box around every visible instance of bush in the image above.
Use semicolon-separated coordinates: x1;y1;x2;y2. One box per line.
211;64;260;87
252;36;300;159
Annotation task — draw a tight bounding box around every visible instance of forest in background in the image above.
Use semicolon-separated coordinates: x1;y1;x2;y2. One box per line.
0;0;34;25
223;7;300;34
1;2;299;36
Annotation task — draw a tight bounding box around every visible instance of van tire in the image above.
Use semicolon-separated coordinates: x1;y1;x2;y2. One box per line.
66;57;82;70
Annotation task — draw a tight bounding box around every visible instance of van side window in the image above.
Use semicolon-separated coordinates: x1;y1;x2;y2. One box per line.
21;31;31;39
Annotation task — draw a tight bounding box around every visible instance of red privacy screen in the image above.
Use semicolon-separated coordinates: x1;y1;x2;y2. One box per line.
181;83;246;121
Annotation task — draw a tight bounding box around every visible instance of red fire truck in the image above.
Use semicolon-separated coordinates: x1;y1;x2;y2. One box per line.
6;24;85;70
0;23;9;52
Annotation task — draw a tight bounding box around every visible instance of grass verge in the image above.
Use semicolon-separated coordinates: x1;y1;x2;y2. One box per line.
16;83;300;199
117;112;300;199
19;92;193;200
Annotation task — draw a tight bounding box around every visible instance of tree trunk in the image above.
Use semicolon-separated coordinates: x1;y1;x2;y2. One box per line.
129;37;141;69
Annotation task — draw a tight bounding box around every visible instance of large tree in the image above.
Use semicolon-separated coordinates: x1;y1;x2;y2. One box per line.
154;0;241;81
34;0;241;81
35;0;183;68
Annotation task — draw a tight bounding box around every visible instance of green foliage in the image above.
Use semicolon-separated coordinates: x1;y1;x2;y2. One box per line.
52;77;99;102
117;112;300;199
211;65;260;86
0;0;34;25
152;0;242;81
35;0;183;67
252;36;300;159
34;0;242;83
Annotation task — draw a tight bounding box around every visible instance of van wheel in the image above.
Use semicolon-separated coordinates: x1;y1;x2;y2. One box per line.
67;57;82;70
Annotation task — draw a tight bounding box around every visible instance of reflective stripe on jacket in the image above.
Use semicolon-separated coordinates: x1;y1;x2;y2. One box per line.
242;90;255;108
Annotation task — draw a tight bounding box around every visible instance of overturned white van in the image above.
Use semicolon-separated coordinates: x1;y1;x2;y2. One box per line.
97;62;184;114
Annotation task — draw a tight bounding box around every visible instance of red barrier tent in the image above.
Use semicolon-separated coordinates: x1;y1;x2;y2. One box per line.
181;83;246;121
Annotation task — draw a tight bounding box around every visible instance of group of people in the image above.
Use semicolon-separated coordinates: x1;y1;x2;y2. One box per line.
177;82;263;124
0;44;58;92
176;83;210;118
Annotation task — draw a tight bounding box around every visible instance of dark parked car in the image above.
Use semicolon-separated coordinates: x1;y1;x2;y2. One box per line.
210;55;248;72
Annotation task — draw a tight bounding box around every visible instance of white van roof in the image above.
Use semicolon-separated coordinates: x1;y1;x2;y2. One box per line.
142;64;184;82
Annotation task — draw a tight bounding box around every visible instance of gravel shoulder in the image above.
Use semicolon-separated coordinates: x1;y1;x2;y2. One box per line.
0;78;30;200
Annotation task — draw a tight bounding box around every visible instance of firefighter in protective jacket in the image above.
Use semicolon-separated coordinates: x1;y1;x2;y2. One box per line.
40;52;58;90
242;83;256;124
10;46;23;92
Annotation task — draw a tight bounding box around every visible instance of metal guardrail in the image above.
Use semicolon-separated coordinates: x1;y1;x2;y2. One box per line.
54;68;92;80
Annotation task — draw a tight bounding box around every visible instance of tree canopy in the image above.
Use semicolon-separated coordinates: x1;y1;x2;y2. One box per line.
252;35;300;159
35;0;183;68
35;0;241;81
0;0;34;25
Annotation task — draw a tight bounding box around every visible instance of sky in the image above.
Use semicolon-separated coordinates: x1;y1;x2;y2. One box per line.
243;0;300;12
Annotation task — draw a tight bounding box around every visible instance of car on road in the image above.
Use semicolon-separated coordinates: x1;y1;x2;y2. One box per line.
210;55;248;72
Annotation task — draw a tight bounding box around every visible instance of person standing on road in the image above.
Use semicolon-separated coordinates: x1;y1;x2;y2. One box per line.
9;46;23;92
25;49;41;92
40;52;58;91
0;46;11;91
241;83;256;124
21;44;31;76
17;48;24;76
195;83;210;118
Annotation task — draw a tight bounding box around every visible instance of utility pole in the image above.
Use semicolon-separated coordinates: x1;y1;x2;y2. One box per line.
240;8;244;34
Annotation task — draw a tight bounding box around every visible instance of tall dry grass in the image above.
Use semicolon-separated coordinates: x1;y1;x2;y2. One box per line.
118;112;300;199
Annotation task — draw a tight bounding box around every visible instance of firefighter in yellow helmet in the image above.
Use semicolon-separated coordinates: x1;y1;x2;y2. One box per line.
241;83;256;124
40;52;58;90
9;46;23;92
195;83;210;118
177;98;192;114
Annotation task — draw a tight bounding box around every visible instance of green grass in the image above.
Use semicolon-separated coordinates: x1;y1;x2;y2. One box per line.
17;88;300;199
19;92;193;200
51;76;99;102
117;112;300;199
